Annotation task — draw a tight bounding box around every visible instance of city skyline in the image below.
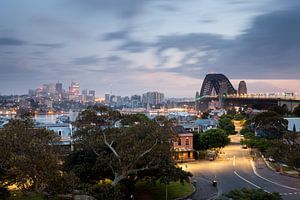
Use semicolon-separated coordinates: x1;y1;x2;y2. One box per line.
1;0;300;97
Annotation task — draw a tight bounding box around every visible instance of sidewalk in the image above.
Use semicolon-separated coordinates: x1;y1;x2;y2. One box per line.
254;153;300;180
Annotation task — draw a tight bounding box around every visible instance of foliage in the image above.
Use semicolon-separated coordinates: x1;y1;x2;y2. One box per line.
226;108;237;117
68;106;191;195
266;132;300;168
0;118;61;194
268;105;289;116
250;111;288;139
223;188;282;200
199;129;230;150
193;132;201;151
293;104;300;117
89;183;125;200
234;113;246;121
219;116;235;134
63;149;108;184
0;187;10;200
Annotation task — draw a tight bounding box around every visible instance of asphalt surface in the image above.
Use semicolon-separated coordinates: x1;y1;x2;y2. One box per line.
180;123;300;200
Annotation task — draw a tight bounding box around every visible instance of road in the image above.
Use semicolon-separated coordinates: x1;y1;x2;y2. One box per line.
181;122;300;200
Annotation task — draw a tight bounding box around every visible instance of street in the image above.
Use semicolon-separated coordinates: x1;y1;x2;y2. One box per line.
180;124;300;200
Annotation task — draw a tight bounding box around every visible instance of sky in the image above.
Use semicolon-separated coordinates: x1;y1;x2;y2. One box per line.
0;0;300;97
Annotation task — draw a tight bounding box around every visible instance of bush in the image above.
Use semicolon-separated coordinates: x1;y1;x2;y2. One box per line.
89;183;125;200
223;188;282;200
234;113;245;121
0;187;10;200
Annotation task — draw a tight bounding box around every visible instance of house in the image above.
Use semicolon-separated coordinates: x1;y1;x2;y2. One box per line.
195;118;218;132
36;122;74;155
172;126;194;162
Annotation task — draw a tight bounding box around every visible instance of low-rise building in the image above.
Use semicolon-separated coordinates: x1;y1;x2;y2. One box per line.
36;122;74;155
172;126;194;162
195;118;218;132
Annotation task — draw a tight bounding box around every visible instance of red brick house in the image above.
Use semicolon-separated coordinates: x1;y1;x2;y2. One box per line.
172;126;194;162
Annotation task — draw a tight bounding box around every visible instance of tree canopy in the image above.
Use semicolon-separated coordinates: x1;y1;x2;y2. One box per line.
0;118;61;194
219;116;235;134
199;128;230;150
293;104;300;117
67;106;191;193
250;111;288;139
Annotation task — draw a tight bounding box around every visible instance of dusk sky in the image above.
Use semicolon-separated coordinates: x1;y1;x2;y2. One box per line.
1;0;300;97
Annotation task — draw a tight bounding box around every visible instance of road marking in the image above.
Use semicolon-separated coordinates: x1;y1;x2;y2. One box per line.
233;155;236;167
234;170;270;193
250;160;300;191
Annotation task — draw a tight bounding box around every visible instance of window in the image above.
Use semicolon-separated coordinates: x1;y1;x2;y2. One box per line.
178;139;181;146
58;130;62;136
185;138;189;146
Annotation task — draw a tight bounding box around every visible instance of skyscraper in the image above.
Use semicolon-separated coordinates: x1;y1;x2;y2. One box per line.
142;91;164;106
238;81;247;95
69;82;80;96
55;82;63;94
89;90;95;97
105;93;110;104
69;81;80;101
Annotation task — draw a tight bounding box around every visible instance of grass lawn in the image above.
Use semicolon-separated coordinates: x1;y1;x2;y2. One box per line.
8;191;43;200
135;181;194;200
7;191;61;200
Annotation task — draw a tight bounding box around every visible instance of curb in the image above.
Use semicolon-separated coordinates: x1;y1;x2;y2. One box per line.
259;152;300;179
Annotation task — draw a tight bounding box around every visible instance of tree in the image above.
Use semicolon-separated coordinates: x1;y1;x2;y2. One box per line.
293;104;300;117
193;132;201;151
266;132;300;168
0;118;62;194
219;116;235;134
199;129;230;150
223;188;282;200
251;111;288;139
268;105;289;116
69;106;191;193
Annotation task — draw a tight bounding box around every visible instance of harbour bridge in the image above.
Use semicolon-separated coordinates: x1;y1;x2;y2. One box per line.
196;74;300;111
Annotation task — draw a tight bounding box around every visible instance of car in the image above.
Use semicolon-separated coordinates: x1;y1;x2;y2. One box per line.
268;157;275;162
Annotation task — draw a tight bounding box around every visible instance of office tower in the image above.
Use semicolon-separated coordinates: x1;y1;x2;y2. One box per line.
142;91;165;105
69;82;80;96
89;90;95;97
82;89;88;96
105;93;110;103
55;82;63;94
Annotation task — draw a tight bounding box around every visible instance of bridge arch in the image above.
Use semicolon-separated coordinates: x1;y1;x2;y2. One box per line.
200;74;236;96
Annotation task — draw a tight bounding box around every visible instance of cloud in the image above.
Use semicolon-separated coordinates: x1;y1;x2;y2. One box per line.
0;37;27;46
138;3;300;79
73;55;100;65
34;43;65;48
70;0;150;18
102;31;129;41
118;40;150;53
